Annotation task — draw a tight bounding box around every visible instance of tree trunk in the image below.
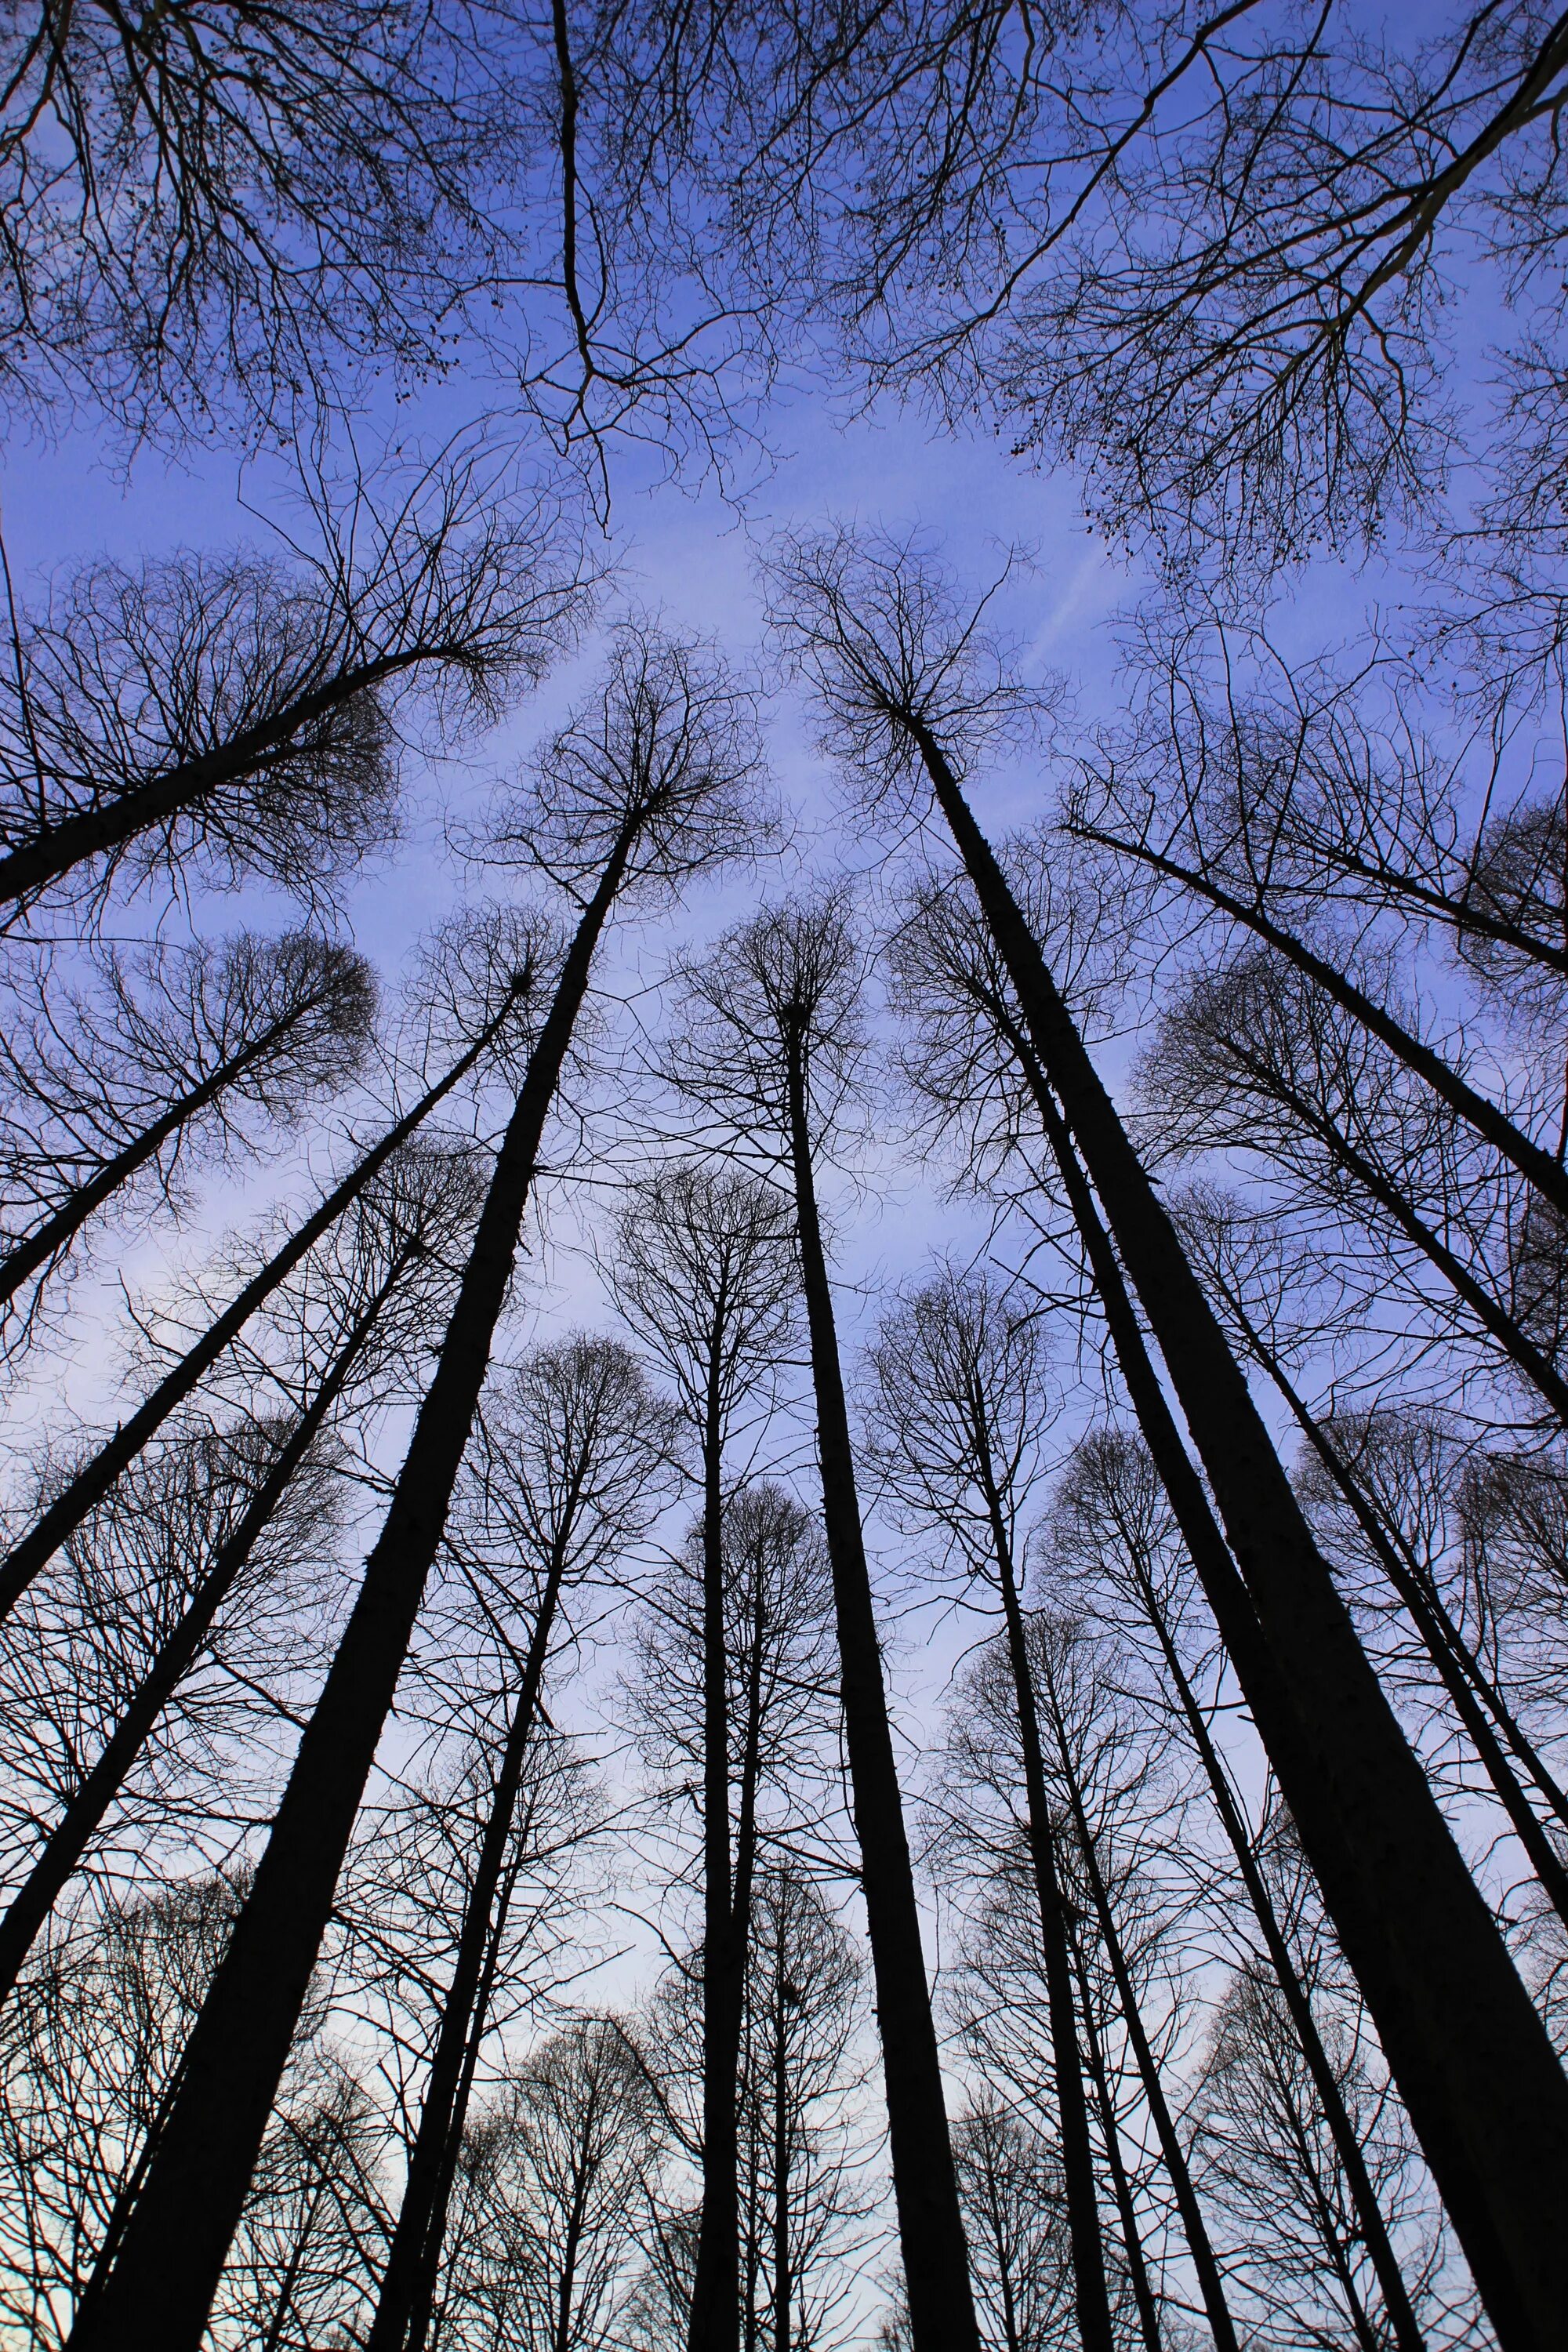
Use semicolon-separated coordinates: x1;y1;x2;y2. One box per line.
978;1475;1115;2352
0;989;523;1625
914;723;1568;2352
1034;1637;1240;2352
0;1265;401;2006
67;838;633;2352
782;1025;981;2352
690;1368;742;2352
0;1002;305;1310
1068;1926;1162;2352
1229;1292;1568;1926
1067;822;1568;1220
366;1534;573;2352
969;988;1428;2352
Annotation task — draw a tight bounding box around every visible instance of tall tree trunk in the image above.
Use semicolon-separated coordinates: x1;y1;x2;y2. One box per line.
1030;1627;1240;2352
771;1950;790;2352
1218;1036;1568;1431
971;986;1428;2352
1068;1926;1162;2352
975;1464;1116;2352
690;1367;742;2352
782;1024;981;2352
366;1530;574;2352
67;838;634;2352
913;724;1568;2352
0;1264;403;2005
0;990;524;1624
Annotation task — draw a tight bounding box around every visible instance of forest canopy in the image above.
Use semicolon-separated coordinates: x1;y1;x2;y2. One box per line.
2;6;1568;2351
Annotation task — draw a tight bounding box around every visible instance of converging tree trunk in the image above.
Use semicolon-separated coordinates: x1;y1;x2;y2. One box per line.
909;717;1568;2352
780;1014;981;2352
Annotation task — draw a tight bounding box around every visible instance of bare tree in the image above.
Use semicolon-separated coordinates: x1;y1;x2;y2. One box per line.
0;4;539;441
950;2096;1072;2352
626;1477;839;2352
0;1134;486;2006
614;3;1568;581
1137;943;1568;1431
862;1267;1128;2352
0;930;375;1348
670;891;982;2352
0;915;548;1623
738;1867;869;2352
605;1163;798;2352
67;622;767;2352
365;1333;681;2352
1051;1428;1435;2352
768;521;1568;2352
0;440;590;923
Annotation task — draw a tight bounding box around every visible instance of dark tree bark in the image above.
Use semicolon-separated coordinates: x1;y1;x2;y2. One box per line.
781;1017;982;2352
0;938;370;1314
67;839;633;2352
0;989;524;1626
690;1352;742;2352
912;720;1568;2352
0;645;426;913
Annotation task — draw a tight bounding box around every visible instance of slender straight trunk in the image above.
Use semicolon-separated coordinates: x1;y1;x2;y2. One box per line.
771;1956;790;2352
1228;1290;1568;1925
974;1463;1115;2352
0;1265;402;2006
405;1873;517;2352
0;990;523;1625
67;839;633;2352
1067;825;1568;1221
366;1530;574;2352
690;1364;741;2352
1221;1038;1568;1432
0;1003;307;1311
975;989;1428;2352
1034;1657;1240;2352
781;1024;981;2352
1068;1927;1162;2352
914;724;1568;2352
0;644;426;910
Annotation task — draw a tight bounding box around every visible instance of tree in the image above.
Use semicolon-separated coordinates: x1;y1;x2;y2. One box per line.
0;930;375;1349
0;4;536;441
626;1479;839;2352
862;1267;1126;2352
670;891;982;2352
365;1334;681;2352
738;1868;869;2352
1051;1427;1436;2352
0;935;542;1624
769;521;1568;2352
951;2097;1072;2352
67;621;766;2352
0;439;589;922
611;3;1568;584
605;1163;798;2352
0;1134;487;2006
